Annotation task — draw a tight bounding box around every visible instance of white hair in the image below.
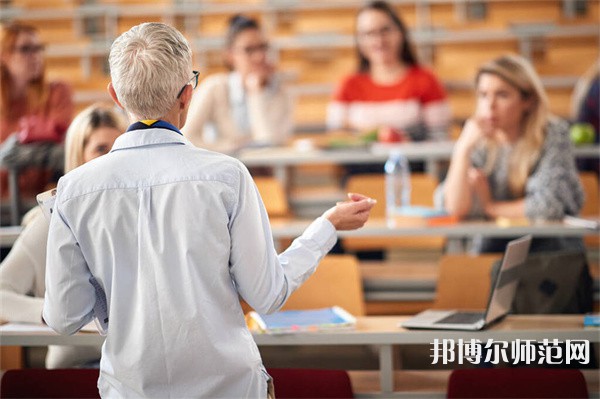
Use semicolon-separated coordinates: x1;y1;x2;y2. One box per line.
108;22;192;120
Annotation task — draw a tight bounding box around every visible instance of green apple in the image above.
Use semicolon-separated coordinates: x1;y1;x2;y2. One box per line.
570;123;596;145
360;129;379;143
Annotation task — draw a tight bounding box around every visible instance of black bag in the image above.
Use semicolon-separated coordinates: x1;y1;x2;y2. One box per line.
491;250;594;314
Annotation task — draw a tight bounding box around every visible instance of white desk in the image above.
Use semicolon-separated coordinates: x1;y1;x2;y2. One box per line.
238;143;600;181
269;217;598;239
1;218;596;248
1;315;596;395
238;141;453;180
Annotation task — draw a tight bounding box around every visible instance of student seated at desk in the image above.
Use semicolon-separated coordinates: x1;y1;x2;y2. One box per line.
182;15;292;154
326;0;451;142
0;103;126;368
436;54;584;254
0;23;74;201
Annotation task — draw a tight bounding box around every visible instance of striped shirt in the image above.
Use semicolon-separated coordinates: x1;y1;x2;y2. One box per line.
327;67;451;141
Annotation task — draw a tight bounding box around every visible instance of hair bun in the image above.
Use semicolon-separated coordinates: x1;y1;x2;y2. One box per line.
229;14;249;28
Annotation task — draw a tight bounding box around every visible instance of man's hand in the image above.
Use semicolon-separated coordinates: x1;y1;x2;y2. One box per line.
323;193;376;230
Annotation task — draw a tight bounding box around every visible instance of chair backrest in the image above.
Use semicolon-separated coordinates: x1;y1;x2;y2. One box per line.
0;347;23;370
0;369;100;398
281;254;366;316
447;368;588;398
579;172;600;248
579;171;599;217
267;368;354;399
433;254;502;310
345;173;438;218
344;173;445;250
254;176;290;218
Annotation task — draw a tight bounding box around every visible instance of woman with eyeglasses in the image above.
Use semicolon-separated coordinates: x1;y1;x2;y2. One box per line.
327;0;450;142
0;23;74;200
0;103;125;368
182;15;292;154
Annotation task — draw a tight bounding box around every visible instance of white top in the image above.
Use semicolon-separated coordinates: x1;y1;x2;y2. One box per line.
0;207;101;368
182;72;293;154
43;127;337;398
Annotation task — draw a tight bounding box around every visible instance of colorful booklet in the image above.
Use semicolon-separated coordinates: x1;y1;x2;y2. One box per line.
389;206;458;227
247;306;356;335
583;314;600;328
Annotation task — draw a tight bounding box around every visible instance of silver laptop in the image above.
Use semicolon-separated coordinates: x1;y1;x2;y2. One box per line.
401;235;532;331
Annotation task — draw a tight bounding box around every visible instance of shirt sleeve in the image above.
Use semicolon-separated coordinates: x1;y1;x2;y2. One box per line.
43;189;97;335
524;121;584;219
0;209;47;323
434;145;488;219
228;164;337;314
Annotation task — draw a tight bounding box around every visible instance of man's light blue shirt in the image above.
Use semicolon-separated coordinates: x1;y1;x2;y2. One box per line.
43;127;337;398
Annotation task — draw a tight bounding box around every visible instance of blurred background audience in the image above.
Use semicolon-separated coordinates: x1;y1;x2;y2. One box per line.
0;23;73;203
182;14;292;154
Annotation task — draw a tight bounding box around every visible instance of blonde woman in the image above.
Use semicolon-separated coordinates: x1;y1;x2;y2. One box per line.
0;103;125;368
437;54;584;253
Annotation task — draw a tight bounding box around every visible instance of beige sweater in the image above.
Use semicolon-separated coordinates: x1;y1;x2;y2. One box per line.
0;207;101;368
182;72;293;153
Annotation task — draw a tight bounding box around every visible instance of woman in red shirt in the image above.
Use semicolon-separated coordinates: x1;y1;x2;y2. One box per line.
327;0;451;142
0;23;73;203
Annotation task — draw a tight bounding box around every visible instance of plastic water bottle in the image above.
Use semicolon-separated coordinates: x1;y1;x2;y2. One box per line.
385;151;411;220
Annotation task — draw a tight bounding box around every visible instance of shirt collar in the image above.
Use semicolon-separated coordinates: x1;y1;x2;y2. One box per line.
110;127;190;153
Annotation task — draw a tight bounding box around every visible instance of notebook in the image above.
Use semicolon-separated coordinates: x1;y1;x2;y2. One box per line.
401;235;532;331
247;306;356;334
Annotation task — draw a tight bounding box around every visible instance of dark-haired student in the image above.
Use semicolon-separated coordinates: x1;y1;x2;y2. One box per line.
182;15;292;153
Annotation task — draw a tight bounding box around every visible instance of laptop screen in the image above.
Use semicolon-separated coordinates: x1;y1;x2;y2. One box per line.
483;235;532;325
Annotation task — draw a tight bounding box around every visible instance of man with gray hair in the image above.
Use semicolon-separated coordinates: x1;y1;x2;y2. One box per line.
43;22;375;397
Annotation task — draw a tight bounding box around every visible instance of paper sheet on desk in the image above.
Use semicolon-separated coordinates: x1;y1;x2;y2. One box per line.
36;188;57;220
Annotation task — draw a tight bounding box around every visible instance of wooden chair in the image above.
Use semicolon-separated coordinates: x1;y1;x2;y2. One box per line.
260;255;372;370
432;254;502;310
254;176;290;219
267;368;354;398
580;171;599;217
343;173;445;251
282;254;365;316
0;346;23;370
0;369;100;398
579;171;599;248
447;368;588;398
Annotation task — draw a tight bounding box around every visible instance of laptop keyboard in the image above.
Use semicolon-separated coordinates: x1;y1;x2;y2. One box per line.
434;312;484;325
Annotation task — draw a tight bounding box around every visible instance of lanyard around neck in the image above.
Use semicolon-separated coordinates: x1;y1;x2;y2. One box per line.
127;120;182;136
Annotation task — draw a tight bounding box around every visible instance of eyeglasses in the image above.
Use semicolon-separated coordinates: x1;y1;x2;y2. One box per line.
357;25;399;41
176;70;200;99
13;44;45;55
234;42;269;56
